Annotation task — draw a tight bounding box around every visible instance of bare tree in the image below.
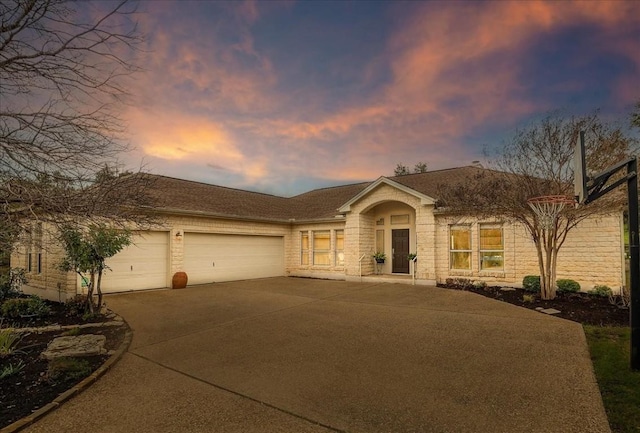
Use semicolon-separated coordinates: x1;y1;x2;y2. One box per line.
414;162;428;173
394;161;428;176
438;112;637;300
394;163;410;176
0;1;154;255
632;100;640;130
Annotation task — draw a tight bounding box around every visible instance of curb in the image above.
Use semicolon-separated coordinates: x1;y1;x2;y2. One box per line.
0;315;133;433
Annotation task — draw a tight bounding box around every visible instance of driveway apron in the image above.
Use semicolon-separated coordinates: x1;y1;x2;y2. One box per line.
23;277;610;433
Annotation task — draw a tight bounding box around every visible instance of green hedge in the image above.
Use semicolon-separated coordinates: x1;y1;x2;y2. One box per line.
1;296;50;318
522;275;540;293
557;279;580;293
588;285;612;297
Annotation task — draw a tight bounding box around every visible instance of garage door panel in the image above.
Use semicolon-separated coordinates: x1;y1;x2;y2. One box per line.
100;232;169;293
184;233;284;285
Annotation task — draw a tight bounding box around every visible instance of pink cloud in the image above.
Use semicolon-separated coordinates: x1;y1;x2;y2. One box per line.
123;1;639;192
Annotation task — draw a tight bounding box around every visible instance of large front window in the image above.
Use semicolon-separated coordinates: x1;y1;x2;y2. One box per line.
450;226;471;270
313;231;330;265
480;225;504;270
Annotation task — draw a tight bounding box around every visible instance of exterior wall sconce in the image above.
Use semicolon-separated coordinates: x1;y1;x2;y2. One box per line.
175;231;183;238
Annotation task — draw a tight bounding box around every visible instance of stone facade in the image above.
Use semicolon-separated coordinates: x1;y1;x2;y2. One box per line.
11;180;625;300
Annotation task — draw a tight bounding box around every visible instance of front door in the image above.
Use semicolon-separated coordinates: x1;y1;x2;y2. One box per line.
392;229;410;274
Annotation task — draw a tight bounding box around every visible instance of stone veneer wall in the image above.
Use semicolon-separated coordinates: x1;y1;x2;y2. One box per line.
10;206;625;300
288;221;348;279
434;213;624;291
10;223;77;302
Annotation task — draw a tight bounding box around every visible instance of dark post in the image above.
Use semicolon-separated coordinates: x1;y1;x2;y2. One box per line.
628;158;639;370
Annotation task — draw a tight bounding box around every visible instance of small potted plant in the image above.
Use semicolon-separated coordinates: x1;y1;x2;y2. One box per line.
373;252;386;263
407;253;417;262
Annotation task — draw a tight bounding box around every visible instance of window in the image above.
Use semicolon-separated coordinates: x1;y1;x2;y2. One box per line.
301;232;309;265
335;230;344;266
450;226;471;270
27;253;33;273
313;231;330;265
480;225;504;270
376;230;384;254
37;253;42;274
390;214;409;225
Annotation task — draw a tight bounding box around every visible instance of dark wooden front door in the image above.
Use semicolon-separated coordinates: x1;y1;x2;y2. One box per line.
392;229;410;274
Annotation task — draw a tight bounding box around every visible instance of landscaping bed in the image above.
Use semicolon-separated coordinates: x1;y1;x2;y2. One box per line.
0;300;127;429
437;282;629;326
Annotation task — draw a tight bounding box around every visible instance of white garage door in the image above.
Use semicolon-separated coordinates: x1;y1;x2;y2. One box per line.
99;232;169;293
184;233;284;285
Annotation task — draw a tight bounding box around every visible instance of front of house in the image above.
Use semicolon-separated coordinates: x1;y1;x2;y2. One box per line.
12;166;625;301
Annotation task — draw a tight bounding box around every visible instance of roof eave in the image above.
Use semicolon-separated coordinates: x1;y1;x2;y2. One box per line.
155;207;292;224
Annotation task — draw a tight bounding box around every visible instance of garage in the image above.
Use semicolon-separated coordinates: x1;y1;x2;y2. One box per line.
98;231;169;293
183;233;285;285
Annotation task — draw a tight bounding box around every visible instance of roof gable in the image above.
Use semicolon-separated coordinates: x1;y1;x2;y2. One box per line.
337;177;436;213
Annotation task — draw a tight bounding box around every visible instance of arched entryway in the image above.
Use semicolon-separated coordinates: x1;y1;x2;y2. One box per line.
367;201;416;275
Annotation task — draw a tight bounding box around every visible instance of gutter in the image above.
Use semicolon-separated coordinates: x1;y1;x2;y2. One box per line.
153;207;347;226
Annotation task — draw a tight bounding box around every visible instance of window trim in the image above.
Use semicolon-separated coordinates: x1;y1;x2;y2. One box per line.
312;230;331;266
390;214;410;225
301;232;309;265
479;224;504;271
449;225;472;270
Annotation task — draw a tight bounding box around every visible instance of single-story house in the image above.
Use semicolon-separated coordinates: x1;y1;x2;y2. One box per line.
12;166;625;301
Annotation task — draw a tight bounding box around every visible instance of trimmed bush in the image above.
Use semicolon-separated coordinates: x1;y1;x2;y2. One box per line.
588;285;613;298
1;296;51;318
557;279;580;293
445;278;473;289
472;280;487;289
522;275;540;293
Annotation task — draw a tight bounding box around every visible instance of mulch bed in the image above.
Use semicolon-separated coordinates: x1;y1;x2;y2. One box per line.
0;301;127;429
437;283;629;327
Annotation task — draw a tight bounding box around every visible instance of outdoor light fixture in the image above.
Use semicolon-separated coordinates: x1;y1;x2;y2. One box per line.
175;231;183;238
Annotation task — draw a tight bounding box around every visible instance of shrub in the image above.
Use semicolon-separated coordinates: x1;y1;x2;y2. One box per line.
588;285;613;298
0;361;25;379
1;296;51;318
472;280;487;289
445;278;473;289
557;279;580;293
522;294;536;303
46;357;92;383
0;329;21;357
0;268;26;302
64;295;89;317
522;275;540;293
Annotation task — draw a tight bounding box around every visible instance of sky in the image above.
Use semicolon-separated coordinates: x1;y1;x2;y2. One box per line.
121;0;640;197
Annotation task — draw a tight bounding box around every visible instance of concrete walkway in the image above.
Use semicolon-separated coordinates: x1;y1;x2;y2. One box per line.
24;278;610;432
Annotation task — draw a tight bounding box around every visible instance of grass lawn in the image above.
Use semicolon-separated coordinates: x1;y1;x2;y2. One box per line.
584;326;640;433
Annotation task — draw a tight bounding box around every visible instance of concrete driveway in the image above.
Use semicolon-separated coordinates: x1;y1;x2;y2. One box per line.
25;278;610;432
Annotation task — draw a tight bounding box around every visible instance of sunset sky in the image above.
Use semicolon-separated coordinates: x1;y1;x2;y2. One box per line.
123;0;640;196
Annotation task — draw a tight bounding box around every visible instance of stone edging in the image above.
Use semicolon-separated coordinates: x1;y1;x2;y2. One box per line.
0;315;133;433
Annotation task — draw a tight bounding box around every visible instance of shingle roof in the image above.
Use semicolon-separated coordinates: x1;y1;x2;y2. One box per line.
389;166;488;197
144;166;486;222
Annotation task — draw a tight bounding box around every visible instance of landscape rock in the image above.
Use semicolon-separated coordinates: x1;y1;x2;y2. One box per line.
41;335;107;360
